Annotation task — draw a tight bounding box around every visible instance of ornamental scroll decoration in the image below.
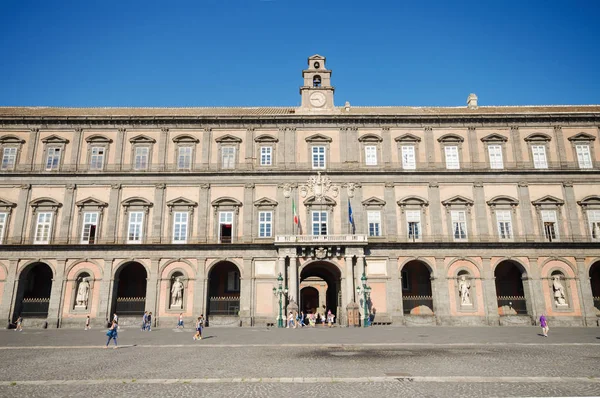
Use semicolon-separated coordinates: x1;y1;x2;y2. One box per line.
299;172;339;201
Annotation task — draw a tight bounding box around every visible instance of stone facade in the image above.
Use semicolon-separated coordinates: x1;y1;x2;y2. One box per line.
0;54;599;328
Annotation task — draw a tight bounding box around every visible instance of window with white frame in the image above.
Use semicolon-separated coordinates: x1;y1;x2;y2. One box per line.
127;211;144;243
451;210;468;240
365;145;377;166
80;212;99;244
541;210;558;241
260;146;272;166
444;146;460;169
312;211;327;235
0;213;6;244
219;211;234;243
367;211;381;236
258;211;273;237
312;146;326;169
576;144;593;169
496;210;513;240
1;147;17;170
488;145;504;169
401;145;416;170
406;210;421;241
89;147;105;170
172;211;189;243
532;145;548;169
45;147;61;171
221;147;236;169
177;146;192;170
134;147;149;170
588;209;600;241
34;212;53;244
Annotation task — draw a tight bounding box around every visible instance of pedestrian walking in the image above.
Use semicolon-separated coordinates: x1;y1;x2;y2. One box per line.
146;312;152;331
193;316;203;340
308;313;316;327
141;311;147;331
15;315;23;331
85;315;91;330
298;311;305;327
105;320;118;349
540;313;549;337
287;311;295;328
327;310;335;327
177;313;184;329
113;313;118;323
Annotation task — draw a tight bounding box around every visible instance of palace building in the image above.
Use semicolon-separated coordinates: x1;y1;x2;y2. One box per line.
0;54;599;328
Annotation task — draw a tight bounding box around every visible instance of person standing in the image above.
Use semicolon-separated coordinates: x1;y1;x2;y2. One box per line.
193;316;203;340
146;312;152;331
105;320;118;349
141;312;147;331
177;313;184;329
85;315;91;330
15;315;23;331
540;313;549;337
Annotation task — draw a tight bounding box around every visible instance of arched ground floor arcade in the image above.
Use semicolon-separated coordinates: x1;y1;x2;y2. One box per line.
0;247;598;328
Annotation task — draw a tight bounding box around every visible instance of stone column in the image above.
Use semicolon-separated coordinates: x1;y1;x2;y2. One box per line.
145;259;160;325
472;182;489;241
428;183;442;241
201;128;212;169
239;258;253;326
553;126;567;166
562;182;582;241
381;127;392;168
196;184;210;243
467;127;479;165
245;128;254;170
26;128;40;171
152;184;166;243
59;184;76;244
0;259;19;326
525;257;543;322
288;254;298;304
347;127;359;164
386;256;403;324
510;126;523;168
243;183;254;242
47;259;67;328
517;182;535;241
339;127;348;164
113;128;126;171
96;258;114;326
105;184;121;244
277;127;286;167
285;128;296;168
424;127;434;169
432;257;451;325
576;257;597;326
343;254;354;326
481;257;500;325
12;184;31;244
156;127;169;171
355;255;365;322
70;128;83;171
384;182;397;241
192;257;207;318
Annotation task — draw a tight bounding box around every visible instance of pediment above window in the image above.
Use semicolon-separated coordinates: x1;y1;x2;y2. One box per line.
121;197;153;208
358;134;382;143
30;197;62;209
85;134;113;144
0;198;16;211
305;133;332;143
211;197;243;207
172;134;199;144
524;133;551;142
0;135;25;144
481;133;508;143
361;197;386;207
166;197;198;208
486;195;519;207
41;134;70;144
531;195;564;207
437;134;464;143
215;134;242;144
577;195;600;208
567;132;596;142
397;195;429;207
303;196;336;206
441;195;474;207
129;135;156;144
254;134;278;143
253;197;278;208
75;197;108;209
394;133;421;143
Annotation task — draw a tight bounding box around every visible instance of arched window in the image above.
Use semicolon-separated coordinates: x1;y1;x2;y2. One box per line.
313;75;322;88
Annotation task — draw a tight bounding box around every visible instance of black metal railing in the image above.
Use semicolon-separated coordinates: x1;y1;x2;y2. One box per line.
402;295;434;315
497;296;528;315
115;297;146;315
208;296;240;316
20;297;50;317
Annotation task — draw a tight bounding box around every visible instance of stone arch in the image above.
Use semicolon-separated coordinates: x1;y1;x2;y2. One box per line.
13;261;54;322
65;259;103;280
0;261;8;280
113;258;150;278
299;258;344;277
540;257;577;278
18;259;56;277
299;260;342;321
399;259;435;316
159;258;195;278
446;257;482;278
398;257;436;278
493;259;532;316
111;260;149;316
491;257;529;278
206;259;242;324
206;258;243;275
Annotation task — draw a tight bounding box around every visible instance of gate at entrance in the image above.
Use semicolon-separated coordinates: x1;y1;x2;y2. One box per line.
112;262;147;316
300;262;341;322
13;262;53;322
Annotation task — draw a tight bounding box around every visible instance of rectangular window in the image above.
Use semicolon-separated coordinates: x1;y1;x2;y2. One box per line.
222;147;235;169
90;147;105;170
258;211;273;238
364;145;377;166
260;146;272;166
1;147;17;170
0;213;6;244
488;145;504;169
367;211;381;236
34;212;53;244
312;211;327;236
451;210;467;240
134;147;149;170
80;212;99;244
177;146;192;170
312;146;326;169
219;211;233;243
444;146;460;169
227;270;240;292
496;210;513;240
401;270;409;290
172;211;189;243
541;210;558;242
406;210;421;241
588;210;600;241
532;145;548;169
45;147;61;171
576;144;593;169
127;211;144;243
401;145;416;170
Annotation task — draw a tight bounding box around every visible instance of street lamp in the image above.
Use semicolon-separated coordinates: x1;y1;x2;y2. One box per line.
356;272;371;327
272;273;288;328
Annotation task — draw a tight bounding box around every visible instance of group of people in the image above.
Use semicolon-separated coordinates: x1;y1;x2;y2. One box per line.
287;309;336;328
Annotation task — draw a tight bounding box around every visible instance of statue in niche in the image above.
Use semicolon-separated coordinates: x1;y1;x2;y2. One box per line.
552;275;567;306
171;277;184;309
458;275;472;306
75;277;90;308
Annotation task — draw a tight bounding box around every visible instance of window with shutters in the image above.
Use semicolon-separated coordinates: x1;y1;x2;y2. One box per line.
90;147;105;170
401;145;416;170
45;147;62;171
221;147;236;169
172;211;189;243
34;212;53;244
312;211;327;236
488;144;504;169
367;210;381;237
80;212;99;244
260;146;272;166
588;209;600;241
451;210;468;241
134;147;149;170
0;213;7;244
177;146;192;170
496;210;513;240
406;210;421;241
258;211;273;238
541;210;558;242
576;144;593;169
127;212;144;243
445;146;460;169
568;133;596;171
532;145;548;169
0;135;25;171
395;133;421;170
1;147;17;171
312;146;326;169
364;145;377;166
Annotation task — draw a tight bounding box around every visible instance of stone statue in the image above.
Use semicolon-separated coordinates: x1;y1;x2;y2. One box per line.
171;277;184;308
552;275;567;306
75;277;90;308
458;275;471;306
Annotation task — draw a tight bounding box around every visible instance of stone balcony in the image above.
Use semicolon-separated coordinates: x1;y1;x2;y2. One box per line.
274;234;368;246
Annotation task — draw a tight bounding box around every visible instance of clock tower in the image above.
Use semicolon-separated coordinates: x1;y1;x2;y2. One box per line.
298;54;337;113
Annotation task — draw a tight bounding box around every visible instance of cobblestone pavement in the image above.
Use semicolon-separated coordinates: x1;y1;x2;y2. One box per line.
1;327;599;397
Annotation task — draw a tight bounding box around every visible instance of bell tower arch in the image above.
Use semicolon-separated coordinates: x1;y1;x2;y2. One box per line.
298;54;337;113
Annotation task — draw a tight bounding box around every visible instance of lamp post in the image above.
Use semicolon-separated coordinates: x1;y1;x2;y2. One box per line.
356;272;371;327
273;273;288;328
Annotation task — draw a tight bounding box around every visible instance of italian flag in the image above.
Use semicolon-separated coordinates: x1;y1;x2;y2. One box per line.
292;199;298;225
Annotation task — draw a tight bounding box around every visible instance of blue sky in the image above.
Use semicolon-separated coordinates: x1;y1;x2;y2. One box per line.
1;0;599;107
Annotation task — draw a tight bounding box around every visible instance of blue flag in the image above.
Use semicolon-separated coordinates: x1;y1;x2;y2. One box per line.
348;199;355;234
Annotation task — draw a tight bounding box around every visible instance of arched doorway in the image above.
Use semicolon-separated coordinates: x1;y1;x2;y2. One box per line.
401;260;434;315
300;285;320;314
590;261;600;314
495;260;529;315
300;261;341;321
112;262;147;316
207;261;241;324
13;262;53;321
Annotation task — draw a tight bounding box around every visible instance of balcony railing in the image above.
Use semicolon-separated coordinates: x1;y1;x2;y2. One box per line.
275;234;368;244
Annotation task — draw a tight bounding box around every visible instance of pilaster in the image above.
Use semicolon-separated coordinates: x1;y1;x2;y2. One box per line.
243;183;254;242
517;182;535;240
12;184;31;244
481;257;500;325
355;255;365;322
472;182;489;240
152;184;166;243
432;257;451;324
96;258;114;325
562;182;582;241
196;184;210;242
386;256;403;323
105;184;121;244
576;257;598;326
277;127;286;167
343;254;354;326
525;257;543;321
553;125;567;165
424;127;434;168
384;182;397;240
467;127;479;164
339;127;348;163
70;128;84;171
0;259;19;326
191;257;207;318
510;126;523;168
25;128;40;170
114;128;126;171
47;259;67;328
245;128;254;169
157;127;169;171
428;183;442;240
145;258;160;325
201;128;212;168
59;184;76;244
285;127;296;168
239;258;253;325
381;127;392;167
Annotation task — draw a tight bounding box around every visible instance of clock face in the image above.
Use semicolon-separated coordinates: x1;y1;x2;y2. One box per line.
310;92;326;107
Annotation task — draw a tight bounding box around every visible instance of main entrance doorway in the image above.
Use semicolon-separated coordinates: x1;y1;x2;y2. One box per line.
112;262;147;316
13;262;53;321
207;261;241;325
299;261;341;321
495;260;529;315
